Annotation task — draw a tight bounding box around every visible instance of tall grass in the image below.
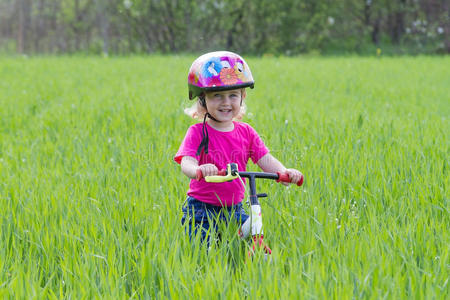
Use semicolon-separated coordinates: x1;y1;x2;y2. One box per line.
0;55;448;298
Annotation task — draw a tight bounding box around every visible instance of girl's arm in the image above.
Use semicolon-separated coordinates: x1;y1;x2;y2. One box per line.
256;153;286;173
256;153;303;185
180;156;218;179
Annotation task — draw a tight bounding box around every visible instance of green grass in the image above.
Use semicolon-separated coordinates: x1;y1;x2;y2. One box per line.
0;55;449;298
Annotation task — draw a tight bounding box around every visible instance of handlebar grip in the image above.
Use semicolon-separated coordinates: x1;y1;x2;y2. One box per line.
196;169;227;181
195;169;203;181
276;172;304;186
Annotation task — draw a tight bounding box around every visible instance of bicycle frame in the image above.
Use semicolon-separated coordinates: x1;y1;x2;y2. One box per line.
197;163;303;256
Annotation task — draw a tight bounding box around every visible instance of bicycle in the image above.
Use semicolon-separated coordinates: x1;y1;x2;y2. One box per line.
196;163;304;257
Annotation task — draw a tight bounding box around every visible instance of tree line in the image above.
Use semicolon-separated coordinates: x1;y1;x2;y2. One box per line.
1;0;448;55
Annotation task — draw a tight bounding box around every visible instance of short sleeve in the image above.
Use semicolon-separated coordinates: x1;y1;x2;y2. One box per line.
174;125;202;164
248;125;269;163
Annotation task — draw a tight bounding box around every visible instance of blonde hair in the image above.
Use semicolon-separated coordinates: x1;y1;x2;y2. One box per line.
184;89;247;120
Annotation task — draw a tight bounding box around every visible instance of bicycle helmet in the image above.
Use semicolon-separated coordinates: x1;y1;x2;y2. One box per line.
188;51;254;100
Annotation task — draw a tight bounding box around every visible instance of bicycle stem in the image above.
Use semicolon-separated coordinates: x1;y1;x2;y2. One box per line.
236;172;278;205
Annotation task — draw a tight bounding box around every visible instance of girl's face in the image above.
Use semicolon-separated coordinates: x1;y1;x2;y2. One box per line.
204;89;245;126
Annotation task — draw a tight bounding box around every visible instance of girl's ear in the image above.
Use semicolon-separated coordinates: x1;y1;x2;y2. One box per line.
198;94;207;108
240;89;246;106
241;89;247;100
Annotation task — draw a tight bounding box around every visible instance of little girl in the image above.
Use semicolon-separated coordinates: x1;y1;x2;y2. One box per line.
174;51;303;244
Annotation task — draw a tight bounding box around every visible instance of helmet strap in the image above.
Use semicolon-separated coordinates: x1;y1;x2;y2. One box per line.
196;113;210;155
199;95;221;123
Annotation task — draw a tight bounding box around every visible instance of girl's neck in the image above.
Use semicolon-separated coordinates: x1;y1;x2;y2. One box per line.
207;120;234;132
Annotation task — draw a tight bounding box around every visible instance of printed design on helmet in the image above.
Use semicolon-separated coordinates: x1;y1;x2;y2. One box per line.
190;55;250;88
208;75;222;87
188;71;199;84
234;63;245;80
202;57;223;77
187;51;254;99
220;67;239;85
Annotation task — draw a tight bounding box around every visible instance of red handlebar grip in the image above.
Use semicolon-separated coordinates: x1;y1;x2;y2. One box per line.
217;169;227;176
196;169;204;181
196;169;227;181
277;172;304;186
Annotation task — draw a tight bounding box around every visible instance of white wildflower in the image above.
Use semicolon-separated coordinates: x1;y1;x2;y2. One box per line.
328;16;335;25
123;0;132;9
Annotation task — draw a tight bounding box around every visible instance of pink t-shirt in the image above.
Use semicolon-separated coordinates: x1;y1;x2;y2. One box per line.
174;121;269;206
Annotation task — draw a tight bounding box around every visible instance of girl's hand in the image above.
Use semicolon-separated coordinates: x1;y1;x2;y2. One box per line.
197;164;219;177
283;168;303;186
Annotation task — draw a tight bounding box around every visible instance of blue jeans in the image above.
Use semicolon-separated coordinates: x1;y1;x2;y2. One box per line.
181;196;249;244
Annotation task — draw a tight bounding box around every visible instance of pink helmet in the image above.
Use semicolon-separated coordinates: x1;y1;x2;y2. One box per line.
188;51;254;100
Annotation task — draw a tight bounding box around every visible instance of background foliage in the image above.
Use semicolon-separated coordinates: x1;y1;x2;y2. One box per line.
1;0;449;55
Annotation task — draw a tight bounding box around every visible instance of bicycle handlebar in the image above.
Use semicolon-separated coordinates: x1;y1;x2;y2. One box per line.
196;164;304;186
195;169;227;181
275;171;304;186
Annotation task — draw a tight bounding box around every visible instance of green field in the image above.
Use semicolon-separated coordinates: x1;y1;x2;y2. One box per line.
0;55;448;298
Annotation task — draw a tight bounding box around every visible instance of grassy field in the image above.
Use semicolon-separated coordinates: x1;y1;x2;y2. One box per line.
0;55;448;298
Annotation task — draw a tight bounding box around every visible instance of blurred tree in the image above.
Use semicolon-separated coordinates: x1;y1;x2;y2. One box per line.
0;0;447;54
94;0;109;54
16;0;31;53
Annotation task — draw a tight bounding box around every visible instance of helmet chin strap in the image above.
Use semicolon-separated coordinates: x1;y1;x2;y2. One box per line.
196;113;210;155
196;96;217;155
199;95;221;123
